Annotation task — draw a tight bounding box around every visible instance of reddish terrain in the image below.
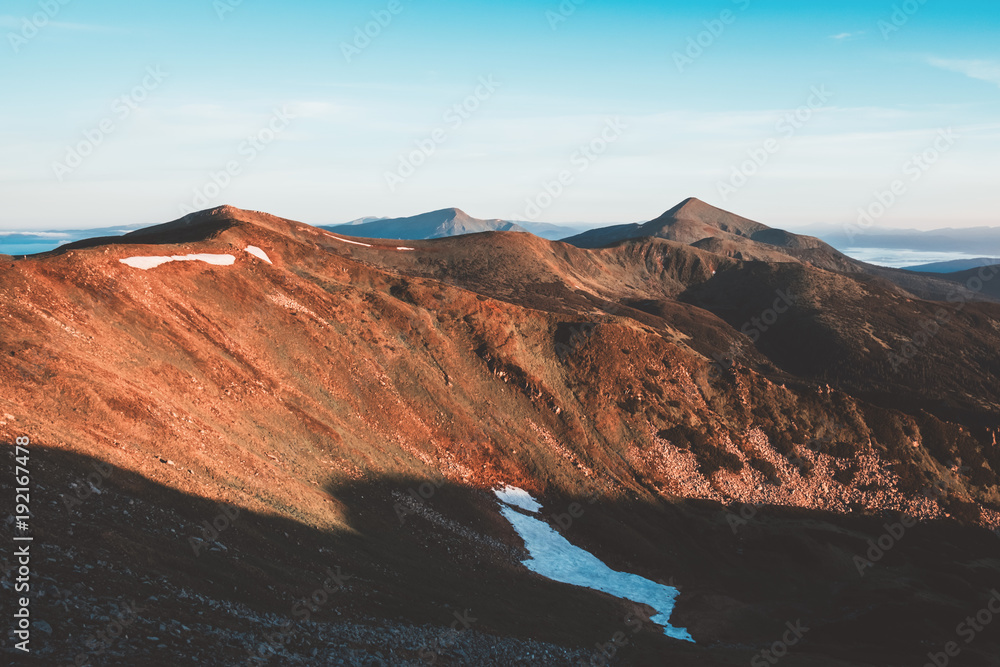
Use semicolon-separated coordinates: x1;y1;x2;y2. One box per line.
2;202;1000;665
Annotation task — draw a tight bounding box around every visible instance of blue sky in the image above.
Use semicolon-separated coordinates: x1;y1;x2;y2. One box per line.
1;0;998;231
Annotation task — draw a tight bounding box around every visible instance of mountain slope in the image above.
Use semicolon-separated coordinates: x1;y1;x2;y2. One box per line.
3;205;1000;665
565;198;996;303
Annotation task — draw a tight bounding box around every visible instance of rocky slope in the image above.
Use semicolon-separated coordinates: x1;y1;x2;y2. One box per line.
2;204;1000;665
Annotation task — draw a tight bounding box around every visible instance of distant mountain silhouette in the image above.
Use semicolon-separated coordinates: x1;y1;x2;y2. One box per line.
324;207;528;239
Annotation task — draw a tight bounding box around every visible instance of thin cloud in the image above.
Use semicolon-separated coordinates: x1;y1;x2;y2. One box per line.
0;15;116;32
830;31;864;41
928;57;1000;88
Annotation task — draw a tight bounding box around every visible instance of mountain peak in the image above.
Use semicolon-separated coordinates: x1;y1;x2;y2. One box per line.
663;197;729;220
646;198;769;237
433;207;469;218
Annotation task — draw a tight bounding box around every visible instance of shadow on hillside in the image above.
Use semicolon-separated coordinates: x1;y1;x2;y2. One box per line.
5;445;1000;666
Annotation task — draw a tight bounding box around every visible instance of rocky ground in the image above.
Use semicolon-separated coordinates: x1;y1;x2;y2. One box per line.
3;205;1000;665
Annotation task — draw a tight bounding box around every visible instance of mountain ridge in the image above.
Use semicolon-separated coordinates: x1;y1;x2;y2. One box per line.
4;201;1000;664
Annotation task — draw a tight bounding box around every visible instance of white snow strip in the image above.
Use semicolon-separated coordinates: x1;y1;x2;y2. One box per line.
119;254;236;270
324;233;372;248
396;247;416;251
120;256;174;270
497;490;694;642
245;246;272;264
494;486;542;514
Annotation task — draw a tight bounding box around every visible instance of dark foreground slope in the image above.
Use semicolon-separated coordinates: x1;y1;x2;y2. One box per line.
2;205;1000;665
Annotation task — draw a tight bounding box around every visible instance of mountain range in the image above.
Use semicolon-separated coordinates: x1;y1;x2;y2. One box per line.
324;208;588;241
815;224;1000;256
3;199;1000;665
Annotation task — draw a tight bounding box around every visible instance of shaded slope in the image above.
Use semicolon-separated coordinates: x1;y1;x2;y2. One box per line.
5;448;1000;665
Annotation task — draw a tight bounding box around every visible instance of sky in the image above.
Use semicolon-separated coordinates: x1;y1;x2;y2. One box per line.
1;0;998;232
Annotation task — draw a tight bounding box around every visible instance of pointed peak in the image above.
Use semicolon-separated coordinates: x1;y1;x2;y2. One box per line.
179;205;254;223
663;197;720;218
430;207;469;218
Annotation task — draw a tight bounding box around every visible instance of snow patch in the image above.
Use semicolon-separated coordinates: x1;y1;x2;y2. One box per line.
324;233;372;248
119;254;236;270
494;486;542;514
245;246;272;264
497;487;693;642
120;256;174;270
